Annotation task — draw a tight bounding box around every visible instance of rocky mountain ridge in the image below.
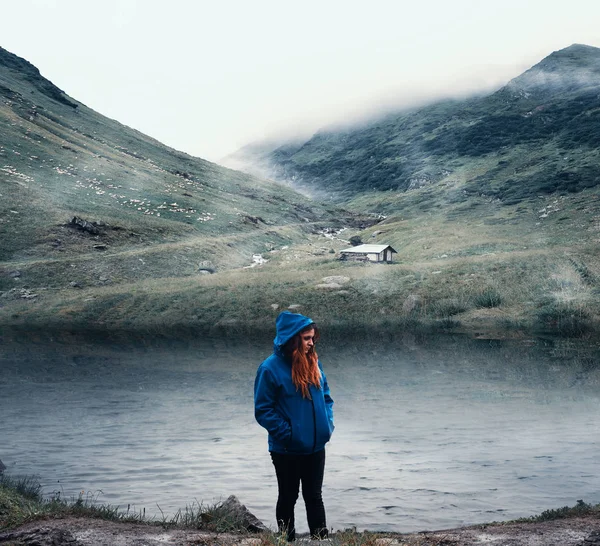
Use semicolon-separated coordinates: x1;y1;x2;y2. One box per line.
229;44;600;204
0;45;349;281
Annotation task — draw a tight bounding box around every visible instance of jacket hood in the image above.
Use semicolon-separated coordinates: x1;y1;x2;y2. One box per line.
274;311;314;352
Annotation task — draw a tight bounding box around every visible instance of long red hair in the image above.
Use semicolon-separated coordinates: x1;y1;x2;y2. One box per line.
284;325;321;398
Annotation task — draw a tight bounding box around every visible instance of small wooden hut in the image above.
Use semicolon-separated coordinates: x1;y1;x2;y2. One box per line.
340;244;397;263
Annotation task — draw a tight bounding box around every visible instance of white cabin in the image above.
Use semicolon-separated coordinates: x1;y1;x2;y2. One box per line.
340;244;397;263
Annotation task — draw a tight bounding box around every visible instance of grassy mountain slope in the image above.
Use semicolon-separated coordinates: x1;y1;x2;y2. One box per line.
242;44;600;203
0;46;358;292
219;45;600;339
1;45;599;340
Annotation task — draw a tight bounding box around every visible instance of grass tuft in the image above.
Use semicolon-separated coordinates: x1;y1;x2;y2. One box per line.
0;475;261;534
514;499;600;523
0;475;42;501
473;289;502;308
163;499;251;532
536;300;592;337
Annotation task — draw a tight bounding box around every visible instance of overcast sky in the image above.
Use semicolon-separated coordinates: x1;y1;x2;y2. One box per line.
2;0;600;162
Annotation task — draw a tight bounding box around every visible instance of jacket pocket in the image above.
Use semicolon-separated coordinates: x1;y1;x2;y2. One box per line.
288;419;312;452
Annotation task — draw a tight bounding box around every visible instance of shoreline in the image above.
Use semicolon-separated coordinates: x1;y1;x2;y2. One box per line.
2;511;600;545
1;475;599;542
2;319;599;345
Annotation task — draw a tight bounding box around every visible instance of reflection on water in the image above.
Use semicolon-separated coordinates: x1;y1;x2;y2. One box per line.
1;334;599;533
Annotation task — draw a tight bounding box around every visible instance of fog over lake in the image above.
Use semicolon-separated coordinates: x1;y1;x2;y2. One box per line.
1;333;599;533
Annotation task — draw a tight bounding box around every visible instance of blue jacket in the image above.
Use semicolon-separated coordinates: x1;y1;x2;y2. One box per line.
254;311;334;454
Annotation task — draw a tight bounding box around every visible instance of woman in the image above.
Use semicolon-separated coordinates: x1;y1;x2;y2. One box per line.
254;311;334;542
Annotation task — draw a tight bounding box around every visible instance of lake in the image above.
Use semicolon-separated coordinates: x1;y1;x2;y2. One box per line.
1;331;599;533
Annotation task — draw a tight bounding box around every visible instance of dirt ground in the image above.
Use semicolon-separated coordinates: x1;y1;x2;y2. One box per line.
1;515;600;546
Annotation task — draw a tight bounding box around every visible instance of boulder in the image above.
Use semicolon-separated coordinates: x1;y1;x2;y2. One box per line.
315;283;342;290
68;216;100;235
220;495;267;532
198;260;216;274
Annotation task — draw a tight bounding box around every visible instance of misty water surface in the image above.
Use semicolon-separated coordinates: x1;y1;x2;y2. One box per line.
1;333;599;533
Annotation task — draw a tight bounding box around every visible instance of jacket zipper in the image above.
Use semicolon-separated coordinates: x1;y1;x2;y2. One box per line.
311;394;317;452
286;418;292;453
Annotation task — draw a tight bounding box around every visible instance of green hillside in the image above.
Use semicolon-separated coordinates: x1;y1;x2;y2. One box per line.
0;46;358;290
1;45;599;340
223;45;600;340
248;44;600;202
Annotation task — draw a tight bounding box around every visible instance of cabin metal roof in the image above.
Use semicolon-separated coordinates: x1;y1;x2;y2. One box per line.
340;244;397;254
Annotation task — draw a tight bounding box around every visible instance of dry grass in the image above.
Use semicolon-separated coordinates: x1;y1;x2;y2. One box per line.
3;92;600;340
2;231;599;340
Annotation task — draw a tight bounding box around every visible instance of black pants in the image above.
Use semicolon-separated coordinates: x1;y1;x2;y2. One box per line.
270;449;328;541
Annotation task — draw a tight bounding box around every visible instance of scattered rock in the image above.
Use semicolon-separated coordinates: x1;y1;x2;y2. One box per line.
245;255;268;268
288;304;302;310
219;495;267;533
0;288;38;300
403;294;422;314
9;270;21;278
93;244;107;251
408;176;432;189
69;281;81;288
241;214;265;225
68;216;100;235
270;304;279;310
